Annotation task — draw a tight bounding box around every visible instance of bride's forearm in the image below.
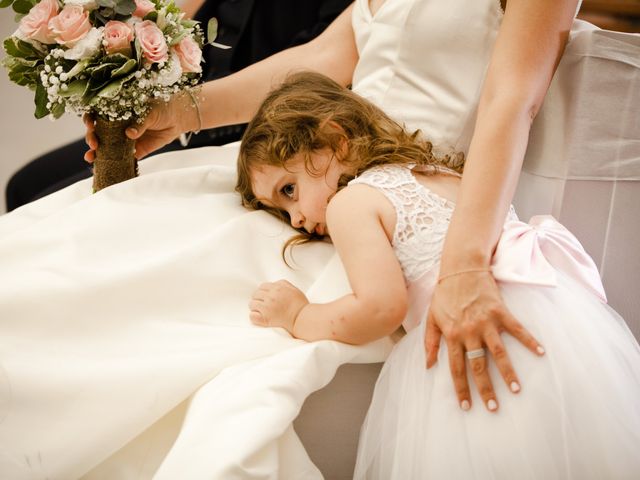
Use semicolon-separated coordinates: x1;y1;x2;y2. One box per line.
439;98;532;272
192;4;357;132
439;0;576;272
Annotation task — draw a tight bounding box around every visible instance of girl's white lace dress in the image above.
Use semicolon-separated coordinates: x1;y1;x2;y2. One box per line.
350;164;640;479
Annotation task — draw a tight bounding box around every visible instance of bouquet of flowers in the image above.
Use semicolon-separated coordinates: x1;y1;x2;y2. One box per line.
1;0;214;191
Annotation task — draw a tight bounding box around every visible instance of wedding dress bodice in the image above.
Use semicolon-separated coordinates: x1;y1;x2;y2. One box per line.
351;0;503;153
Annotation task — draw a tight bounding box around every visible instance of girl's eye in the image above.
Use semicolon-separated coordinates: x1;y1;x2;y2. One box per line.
280;183;295;199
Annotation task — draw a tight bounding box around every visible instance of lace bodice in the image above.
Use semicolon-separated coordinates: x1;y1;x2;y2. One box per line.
349;165;518;282
349;165;454;282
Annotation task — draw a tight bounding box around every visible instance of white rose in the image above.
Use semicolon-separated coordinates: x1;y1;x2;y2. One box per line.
155;52;183;86
64;27;103;60
64;0;98;9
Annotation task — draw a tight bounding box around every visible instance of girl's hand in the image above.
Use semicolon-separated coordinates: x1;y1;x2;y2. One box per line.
83;91;200;162
249;280;309;334
424;271;544;412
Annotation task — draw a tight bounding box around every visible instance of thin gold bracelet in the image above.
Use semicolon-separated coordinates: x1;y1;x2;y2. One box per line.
437;268;491;284
179;89;202;147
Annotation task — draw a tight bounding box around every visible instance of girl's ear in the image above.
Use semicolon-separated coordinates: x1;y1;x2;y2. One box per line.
323;120;349;161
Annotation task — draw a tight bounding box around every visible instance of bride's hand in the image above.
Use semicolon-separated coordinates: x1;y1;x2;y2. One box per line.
83;91;200;162
424;271;544;412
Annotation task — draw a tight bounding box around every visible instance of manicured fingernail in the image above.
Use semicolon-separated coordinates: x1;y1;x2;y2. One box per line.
510;381;520;393
461;400;470;411
537;345;545;355
487;399;498;411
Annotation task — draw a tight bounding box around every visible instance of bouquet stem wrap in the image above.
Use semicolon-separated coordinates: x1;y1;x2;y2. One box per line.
93;117;138;192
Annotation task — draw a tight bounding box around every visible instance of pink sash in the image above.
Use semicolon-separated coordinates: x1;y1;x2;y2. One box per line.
492;215;607;302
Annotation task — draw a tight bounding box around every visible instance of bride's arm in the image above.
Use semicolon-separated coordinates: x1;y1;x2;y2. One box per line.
425;0;580;411
196;4;358;131
84;4;357;160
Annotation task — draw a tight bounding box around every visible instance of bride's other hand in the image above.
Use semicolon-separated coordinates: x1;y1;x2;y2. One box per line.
83;91;201;162
425;271;543;412
249;280;309;334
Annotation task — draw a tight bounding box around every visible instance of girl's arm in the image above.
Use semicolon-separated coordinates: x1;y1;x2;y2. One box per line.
426;0;580;411
249;185;408;345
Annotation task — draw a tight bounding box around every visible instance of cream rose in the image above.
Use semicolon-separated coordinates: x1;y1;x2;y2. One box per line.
103;21;133;55
49;5;92;47
173;36;202;73
17;0;59;44
63;26;103;60
135;20;168;64
133;0;155;18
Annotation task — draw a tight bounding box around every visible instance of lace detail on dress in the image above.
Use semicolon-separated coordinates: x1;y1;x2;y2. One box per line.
349;165;455;282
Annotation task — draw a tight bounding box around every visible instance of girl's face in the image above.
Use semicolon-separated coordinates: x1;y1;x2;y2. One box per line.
250;149;348;236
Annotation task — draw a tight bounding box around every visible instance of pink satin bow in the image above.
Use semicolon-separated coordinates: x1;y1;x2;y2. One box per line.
491;215;607;303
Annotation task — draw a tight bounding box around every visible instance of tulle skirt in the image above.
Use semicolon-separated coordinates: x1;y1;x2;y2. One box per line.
354;273;640;479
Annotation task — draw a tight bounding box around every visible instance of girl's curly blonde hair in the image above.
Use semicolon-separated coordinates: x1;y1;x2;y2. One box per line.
236;71;463;251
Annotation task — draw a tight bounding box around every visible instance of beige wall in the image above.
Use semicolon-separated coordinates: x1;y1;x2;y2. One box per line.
0;15;87;214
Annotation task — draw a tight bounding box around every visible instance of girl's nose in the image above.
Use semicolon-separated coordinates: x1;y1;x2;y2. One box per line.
291;211;305;229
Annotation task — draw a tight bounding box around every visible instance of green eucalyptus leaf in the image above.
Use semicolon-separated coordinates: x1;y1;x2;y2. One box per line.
0;0;14;8
59;79;89;97
181;19;198;29
12;0;32;14
92;77;125;100
169;30;188;46
111;58;137;77
89;63;114;79
207;17;218;44
143;10;158;22
50;100;65;119
34;81;50;118
114;0;135;15
3;36;45;59
97;0;116;8
66;59;90;79
210;41;231;50
103;53;129;65
134;38;142;62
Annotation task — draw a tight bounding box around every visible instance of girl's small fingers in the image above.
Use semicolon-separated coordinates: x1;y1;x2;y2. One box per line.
501;310;545;356
249;310;265;326
84;150;95;163
484;329;521;394
447;341;471;411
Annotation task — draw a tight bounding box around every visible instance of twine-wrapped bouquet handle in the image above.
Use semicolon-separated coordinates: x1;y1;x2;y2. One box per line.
93;117;139;192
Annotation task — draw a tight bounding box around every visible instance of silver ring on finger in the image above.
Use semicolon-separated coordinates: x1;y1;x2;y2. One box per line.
465;348;486;360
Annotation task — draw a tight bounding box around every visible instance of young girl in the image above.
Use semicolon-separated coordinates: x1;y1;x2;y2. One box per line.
237;72;640;479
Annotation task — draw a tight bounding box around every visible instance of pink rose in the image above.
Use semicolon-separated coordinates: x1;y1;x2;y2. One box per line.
173;36;202;73
133;0;155;18
135;20;168;64
48;5;91;47
103;20;134;55
18;0;59;44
